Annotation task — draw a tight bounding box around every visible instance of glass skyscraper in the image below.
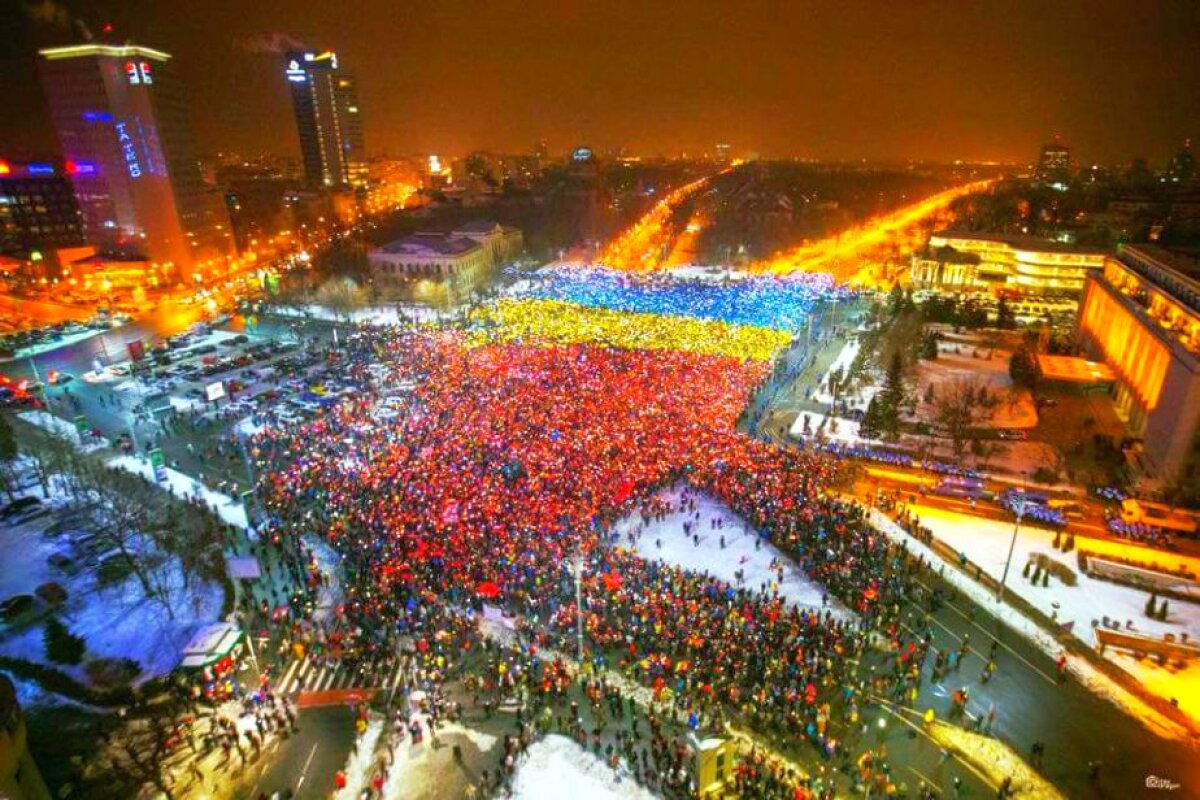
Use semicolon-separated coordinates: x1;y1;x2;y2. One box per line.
285;51;367;189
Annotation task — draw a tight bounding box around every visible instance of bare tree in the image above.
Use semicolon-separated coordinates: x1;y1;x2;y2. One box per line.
934;378;986;461
315;277;369;323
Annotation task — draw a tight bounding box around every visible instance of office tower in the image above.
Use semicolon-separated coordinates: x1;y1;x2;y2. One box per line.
37;43;233;273
1167;139;1195;185
1036;136;1071;186
715;142;731;163
285;51;367;189
0;159;86;257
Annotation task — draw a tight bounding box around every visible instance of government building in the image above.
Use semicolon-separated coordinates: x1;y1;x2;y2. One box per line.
368;220;522;288
1077;245;1200;488
911;231;1107;294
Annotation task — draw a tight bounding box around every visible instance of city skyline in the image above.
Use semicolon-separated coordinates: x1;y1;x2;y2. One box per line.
1;0;1197;164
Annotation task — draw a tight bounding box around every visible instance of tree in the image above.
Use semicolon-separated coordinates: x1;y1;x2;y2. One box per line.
0;413;17;501
996;297;1016;329
878;353;907;440
1158;600;1169;621
934;379;985;461
1145;594;1158;617
44;616;85;665
1009;345;1042;390
920;332;939;360
315;277;369;323
859;397;883;441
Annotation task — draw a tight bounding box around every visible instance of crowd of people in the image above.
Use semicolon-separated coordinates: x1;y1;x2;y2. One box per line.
517;266;848;332
467;298;793;362
238;320;986;798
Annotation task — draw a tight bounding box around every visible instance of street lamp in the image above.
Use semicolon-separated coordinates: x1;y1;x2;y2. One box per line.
572;554;585;665
998;494;1026;602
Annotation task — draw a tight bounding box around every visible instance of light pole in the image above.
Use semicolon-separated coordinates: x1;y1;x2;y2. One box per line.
998;494;1026;602
573;554;585;665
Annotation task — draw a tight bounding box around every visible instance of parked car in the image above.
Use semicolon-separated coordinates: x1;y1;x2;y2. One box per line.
0;496;42;520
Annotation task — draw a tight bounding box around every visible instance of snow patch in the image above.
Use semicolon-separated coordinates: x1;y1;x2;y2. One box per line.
613;485;851;619
868;508;1194;743
510;735;661;800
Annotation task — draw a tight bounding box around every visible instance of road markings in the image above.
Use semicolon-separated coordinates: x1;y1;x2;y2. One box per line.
907;766;943;795
872;697;997;791
908;581;1058;685
295;742;320;790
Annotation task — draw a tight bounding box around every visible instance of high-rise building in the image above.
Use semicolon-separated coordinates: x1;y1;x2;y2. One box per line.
1036;136;1071;186
285;51;367;189
0;159;86;257
1167;139;1195;185
714;142;731;163
37;43;233;274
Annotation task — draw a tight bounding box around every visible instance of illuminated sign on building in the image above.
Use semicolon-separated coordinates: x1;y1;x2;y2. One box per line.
572;147;594;162
125;61;154;85
83;111;114;123
27;163;56;176
285;59;307;83
428;155;442;173
65;160;96;176
114;121;142;178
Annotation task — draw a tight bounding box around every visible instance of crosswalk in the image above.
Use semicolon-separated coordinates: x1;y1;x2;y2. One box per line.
271;655;413;699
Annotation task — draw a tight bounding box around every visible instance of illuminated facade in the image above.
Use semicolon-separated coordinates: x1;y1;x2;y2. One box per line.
0;675;51;800
0;160;86;260
286;51;367;189
1077;245;1200;484
369;221;522;288
1036;138;1071;186
37;43;233;272
913;231;1107;294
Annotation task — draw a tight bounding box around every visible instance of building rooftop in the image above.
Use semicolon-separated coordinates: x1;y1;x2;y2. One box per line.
377;233;481;258
1124;245;1200;282
39;43;171;62
931;230;1109;255
1036;354;1116;385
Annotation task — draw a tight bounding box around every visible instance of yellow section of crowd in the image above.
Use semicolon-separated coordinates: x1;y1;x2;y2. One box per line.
467;298;792;362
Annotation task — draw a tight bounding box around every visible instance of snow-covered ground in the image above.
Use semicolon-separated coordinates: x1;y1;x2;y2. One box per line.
380;700;499;800
613;485;851;619
266;303;453;327
912;340;1037;430
904;502;1198;645
789;411;861;443
1103;652;1199;726
108;454;250;530
868;508;1196;742
334;714;385;800
0;510;224;683
19;409;109;452
812;339;862;406
510;735;660;800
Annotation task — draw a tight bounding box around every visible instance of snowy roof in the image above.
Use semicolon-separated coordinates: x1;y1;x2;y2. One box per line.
375;233;481;258
1037;354;1116;384
179;622;244;669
